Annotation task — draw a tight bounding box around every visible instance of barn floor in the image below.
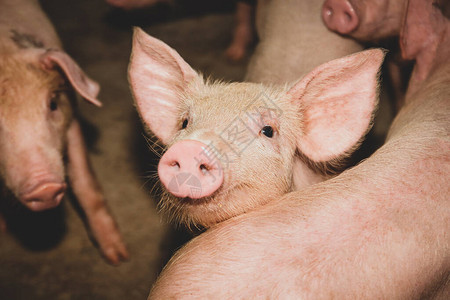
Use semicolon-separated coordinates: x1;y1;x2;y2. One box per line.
0;1;248;299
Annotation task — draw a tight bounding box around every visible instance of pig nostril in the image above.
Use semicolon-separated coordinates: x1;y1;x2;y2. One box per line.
170;161;180;169
199;164;210;173
344;12;352;22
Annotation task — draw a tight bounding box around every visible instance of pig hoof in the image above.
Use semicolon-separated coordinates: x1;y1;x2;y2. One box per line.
104;244;129;265
225;44;246;62
88;209;129;264
99;229;129;265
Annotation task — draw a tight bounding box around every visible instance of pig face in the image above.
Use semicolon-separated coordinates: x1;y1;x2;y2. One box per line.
156;83;298;227
0;49;101;211
129;28;384;227
322;0;407;42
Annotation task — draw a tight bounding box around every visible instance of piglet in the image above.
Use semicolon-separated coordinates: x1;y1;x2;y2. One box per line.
0;0;128;264
129;28;384;228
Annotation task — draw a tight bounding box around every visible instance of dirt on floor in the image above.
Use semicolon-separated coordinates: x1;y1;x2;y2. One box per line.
0;1;249;299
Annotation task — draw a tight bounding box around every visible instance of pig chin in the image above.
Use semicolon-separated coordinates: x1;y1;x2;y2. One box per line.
163;185;268;228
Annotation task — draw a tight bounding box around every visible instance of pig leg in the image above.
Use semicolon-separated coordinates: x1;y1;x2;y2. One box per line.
66;120;128;264
0;186;6;233
225;1;255;62
105;0;171;10
0;212;6;233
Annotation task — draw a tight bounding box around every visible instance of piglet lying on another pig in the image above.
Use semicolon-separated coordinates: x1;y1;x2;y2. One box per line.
0;0;128;264
129;28;384;228
148;0;450;297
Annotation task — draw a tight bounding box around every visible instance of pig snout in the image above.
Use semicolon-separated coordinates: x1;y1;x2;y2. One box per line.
21;182;66;211
158;140;223;199
322;0;359;35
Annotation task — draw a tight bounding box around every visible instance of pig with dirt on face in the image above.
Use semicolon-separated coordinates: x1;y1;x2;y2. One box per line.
129;28;384;228
0;0;128;264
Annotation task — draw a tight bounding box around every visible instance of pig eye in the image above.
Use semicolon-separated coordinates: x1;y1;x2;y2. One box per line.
181;118;189;129
49;92;60;111
50;100;58;111
261;125;274;138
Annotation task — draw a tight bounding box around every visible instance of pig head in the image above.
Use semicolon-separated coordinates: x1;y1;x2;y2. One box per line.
321;0;408;42
0;48;101;211
129;28;384;228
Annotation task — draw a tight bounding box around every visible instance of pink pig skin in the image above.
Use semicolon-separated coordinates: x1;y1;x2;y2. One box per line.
147;1;450;298
0;0;128;264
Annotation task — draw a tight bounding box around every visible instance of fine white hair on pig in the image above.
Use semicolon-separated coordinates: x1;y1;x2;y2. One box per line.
129;27;385;228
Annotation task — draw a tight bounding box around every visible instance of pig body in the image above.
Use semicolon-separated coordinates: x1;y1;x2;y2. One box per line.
130;28;383;228
0;0;127;264
246;0;362;84
148;1;450;297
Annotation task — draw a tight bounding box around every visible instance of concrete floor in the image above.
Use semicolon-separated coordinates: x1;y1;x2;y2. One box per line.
0;1;248;299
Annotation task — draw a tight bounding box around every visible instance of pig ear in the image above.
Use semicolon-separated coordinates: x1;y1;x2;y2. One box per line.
289;49;385;162
400;0;449;84
128;27;199;144
40;49;102;107
400;0;448;60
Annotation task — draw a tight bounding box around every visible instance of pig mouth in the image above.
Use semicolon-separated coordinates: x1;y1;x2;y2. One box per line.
162;186;222;205
172;182;244;206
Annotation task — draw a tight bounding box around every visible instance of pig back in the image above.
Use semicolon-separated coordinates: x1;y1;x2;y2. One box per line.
0;0;61;53
246;0;362;84
386;63;450;143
